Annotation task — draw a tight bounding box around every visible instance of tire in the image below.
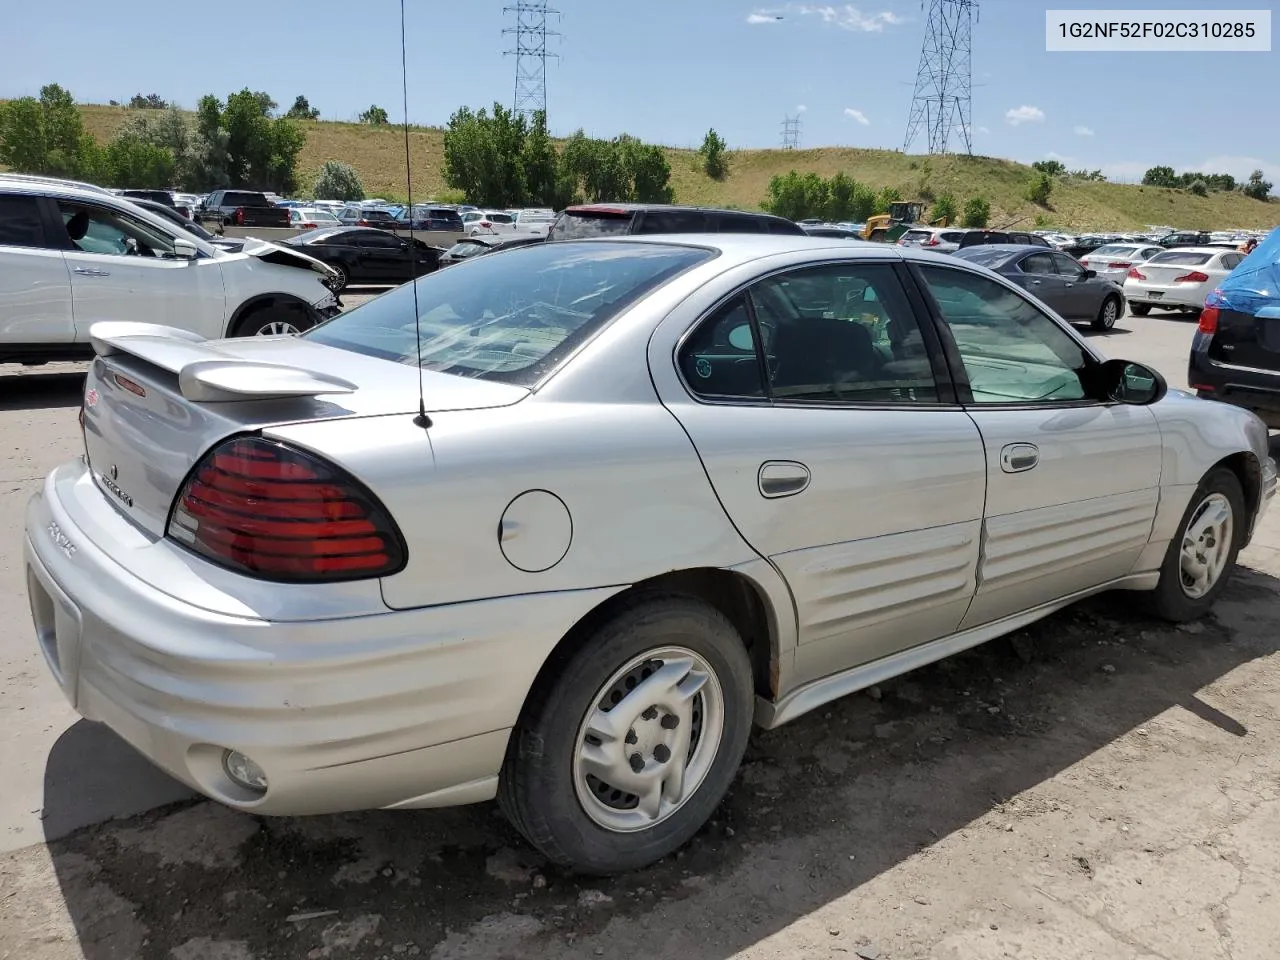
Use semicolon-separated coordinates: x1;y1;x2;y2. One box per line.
1092;295;1121;331
1129;303;1151;317
498;594;754;875
1146;467;1246;622
231;302;316;338
324;262;348;292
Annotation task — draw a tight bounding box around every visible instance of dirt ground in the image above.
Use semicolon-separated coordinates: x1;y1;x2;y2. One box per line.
3;564;1280;960
3;311;1280;959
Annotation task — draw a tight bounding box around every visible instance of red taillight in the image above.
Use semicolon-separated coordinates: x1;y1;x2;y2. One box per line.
301;221;317;228
1198;305;1219;334
357;218;371;226
479;220;492;228
1175;271;1210;283
1109;262;1131;271
233;207;245;225
1079;259;1089;268
167;436;406;583
924;236;940;247
1128;267;1146;280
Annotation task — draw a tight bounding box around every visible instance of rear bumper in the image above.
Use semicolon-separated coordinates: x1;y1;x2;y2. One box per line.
26;461;619;816
1189;341;1280;428
1124;283;1205;309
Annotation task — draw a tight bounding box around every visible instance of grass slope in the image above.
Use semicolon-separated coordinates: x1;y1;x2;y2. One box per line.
69;104;1280;231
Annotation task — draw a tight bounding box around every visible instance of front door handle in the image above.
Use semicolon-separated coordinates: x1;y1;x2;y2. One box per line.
1000;442;1039;473
73;267;110;277
759;460;811;498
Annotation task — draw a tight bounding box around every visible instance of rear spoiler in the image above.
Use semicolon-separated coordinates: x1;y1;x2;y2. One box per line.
88;321;358;403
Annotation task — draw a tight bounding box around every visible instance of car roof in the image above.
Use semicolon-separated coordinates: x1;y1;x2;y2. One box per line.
0;173;116;198
955;243;1049;254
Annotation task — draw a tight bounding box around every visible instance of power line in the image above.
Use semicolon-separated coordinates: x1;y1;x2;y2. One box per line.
903;0;977;155
503;1;562;119
781;115;802;150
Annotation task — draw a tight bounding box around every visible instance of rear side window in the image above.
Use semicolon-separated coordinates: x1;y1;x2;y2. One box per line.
712;213;764;233
1149;251;1212;266
637;210;709;234
225;192;271;207
0;194;47;247
549;211;634;240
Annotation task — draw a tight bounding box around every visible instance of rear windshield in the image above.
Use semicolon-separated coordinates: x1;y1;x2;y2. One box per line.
429;208;462;219
550;211;635;240
1091;245;1136;257
444;241;489;257
225;192;273;207
1149;251;1212;265
306;241;713;386
901;230;932;242
952;247;1013;266
487;213;515;224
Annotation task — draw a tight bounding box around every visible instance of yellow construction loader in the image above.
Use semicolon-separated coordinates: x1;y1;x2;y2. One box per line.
861;201;949;243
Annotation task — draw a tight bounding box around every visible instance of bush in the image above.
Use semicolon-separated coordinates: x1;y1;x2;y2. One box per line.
313;160;365;201
1188;178;1208;197
930;193;958;224
961;196;990;228
1243;169;1273;201
699;128;728;179
1026;171;1054;206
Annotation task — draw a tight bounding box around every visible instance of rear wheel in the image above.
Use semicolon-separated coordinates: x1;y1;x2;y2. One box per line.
1129;303;1151;317
499;594;753;875
1147;467;1245;622
231;302;315;338
1092;295;1121;331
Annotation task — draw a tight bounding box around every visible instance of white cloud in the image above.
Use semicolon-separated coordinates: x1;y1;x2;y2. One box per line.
1005;105;1045;126
1073;125;1095;137
796;104;808;113
844;107;870;125
747;4;903;32
1195;154;1280;186
977;126;990;134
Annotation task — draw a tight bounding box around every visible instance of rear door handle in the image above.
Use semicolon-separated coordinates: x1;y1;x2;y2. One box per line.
1027;279;1041;285
73;267;110;277
1000;442;1039;473
759;460;811;498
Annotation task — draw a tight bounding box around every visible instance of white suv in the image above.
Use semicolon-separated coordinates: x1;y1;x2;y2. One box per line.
0;175;340;366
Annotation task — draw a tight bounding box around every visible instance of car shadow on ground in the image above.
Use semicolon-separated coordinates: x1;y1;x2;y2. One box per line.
38;564;1280;960
0;370;87;411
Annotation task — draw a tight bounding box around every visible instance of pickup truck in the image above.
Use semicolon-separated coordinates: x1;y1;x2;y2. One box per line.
196;190;292;230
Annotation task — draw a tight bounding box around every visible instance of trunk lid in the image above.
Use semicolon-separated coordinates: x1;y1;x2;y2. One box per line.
1140;253;1213;285
80;322;528;537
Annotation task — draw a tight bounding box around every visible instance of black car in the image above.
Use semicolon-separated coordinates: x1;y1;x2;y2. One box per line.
1160;231;1212;248
336;206;402;230
1189;233;1280;428
957;229;1051;249
126;198;245;252
438;233;545;267
548;204;806;240
951;244;1126;331
284;226;442;290
1061;235;1123;258
398;205;466;232
800;225;864;239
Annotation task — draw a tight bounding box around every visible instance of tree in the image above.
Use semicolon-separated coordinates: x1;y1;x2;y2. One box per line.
762;170;829;221
699;128;728;179
1142;165;1178;188
221;88;304;193
1026;171;1054;206
520;111;564;208
1032;159;1066;177
443;104;530;207
102;136;175;187
961;196;991;228
0;83;94;178
114;107;193;185
931;193;959;224
825;172;856;221
360;105;389;125
312;160;365;201
285;95;320;121
1188;178;1209;197
186;94;231;190
1243;169;1273;201
128;93;168;109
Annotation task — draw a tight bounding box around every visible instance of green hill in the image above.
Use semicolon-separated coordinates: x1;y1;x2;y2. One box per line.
51;103;1276;232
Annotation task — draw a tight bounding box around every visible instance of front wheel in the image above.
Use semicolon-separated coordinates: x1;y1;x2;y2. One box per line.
324;262;348;292
499;594;753;875
1092;295;1121;331
231;303;316;338
1146;467;1246;622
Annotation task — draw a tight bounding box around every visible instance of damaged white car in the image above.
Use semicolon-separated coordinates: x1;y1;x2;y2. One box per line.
0;174;340;365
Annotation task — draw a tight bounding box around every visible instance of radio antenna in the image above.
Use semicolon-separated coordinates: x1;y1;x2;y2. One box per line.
400;0;431;429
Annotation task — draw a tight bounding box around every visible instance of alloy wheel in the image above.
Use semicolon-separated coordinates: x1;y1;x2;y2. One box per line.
1179;492;1233;599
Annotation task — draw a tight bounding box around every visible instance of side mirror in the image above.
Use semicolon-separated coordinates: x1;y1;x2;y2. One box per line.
1097;358;1166;405
1082;269;1097;279
172;239;199;260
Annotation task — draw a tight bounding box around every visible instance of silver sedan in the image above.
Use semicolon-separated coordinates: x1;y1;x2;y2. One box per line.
26;235;1277;875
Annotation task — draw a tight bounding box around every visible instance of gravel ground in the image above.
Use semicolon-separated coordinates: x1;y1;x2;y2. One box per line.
2;305;1279;960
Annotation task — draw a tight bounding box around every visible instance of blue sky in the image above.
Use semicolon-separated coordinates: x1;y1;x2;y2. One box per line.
3;0;1276;184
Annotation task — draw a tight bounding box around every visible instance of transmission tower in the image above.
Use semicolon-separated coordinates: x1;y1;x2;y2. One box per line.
903;0;977;155
503;1;562;119
781;115;802;150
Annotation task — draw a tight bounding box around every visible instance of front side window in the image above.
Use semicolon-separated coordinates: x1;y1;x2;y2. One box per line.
1052;253;1085;279
306;241;713;386
1020;253;1055;276
918;265;1091;405
749;263;939;404
58;202;177;258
